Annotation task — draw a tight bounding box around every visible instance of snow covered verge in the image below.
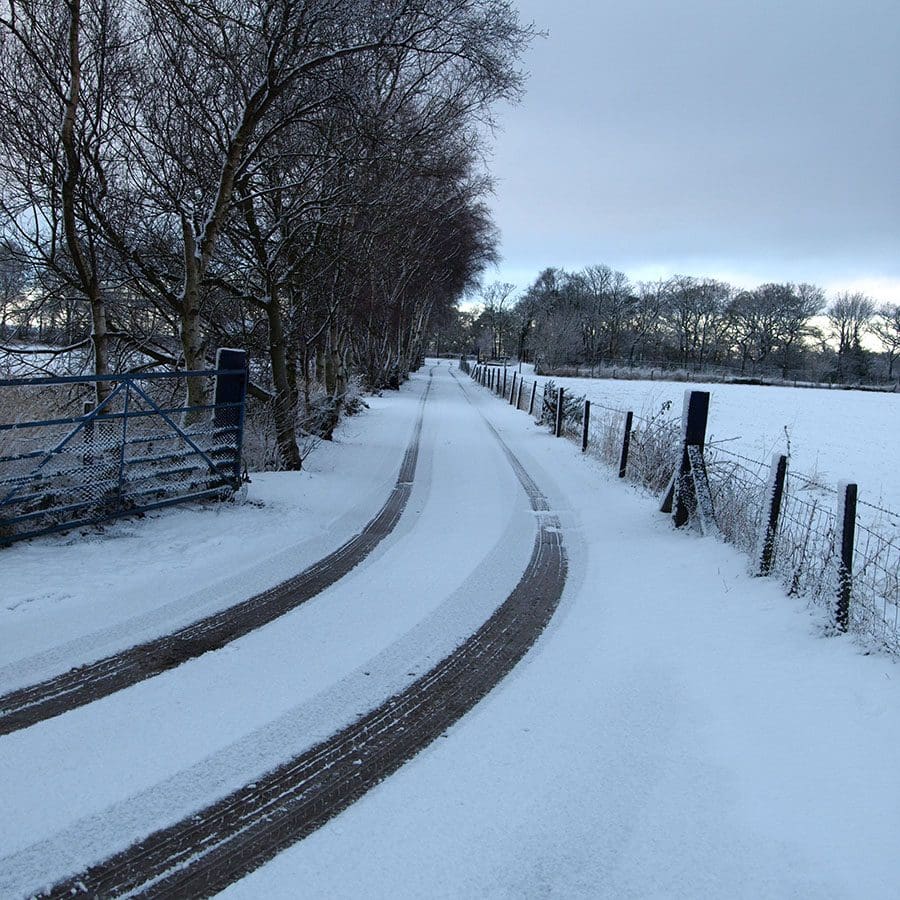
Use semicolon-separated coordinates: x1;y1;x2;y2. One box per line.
2;361;900;898
479;362;900;655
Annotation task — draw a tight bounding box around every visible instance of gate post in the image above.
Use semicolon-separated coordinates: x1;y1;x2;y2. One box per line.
214;348;249;482
554;387;565;437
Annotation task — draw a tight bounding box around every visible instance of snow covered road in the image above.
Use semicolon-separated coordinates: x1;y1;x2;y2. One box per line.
1;362;567;896
3;361;900;898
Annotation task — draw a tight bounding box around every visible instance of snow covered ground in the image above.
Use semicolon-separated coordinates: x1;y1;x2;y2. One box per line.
516;364;900;513
2;360;900;897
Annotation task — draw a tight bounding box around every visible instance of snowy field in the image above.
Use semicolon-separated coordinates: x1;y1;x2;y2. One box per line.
2;361;900;897
517;364;900;514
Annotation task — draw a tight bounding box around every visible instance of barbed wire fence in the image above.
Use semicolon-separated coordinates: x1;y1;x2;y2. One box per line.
466;359;900;657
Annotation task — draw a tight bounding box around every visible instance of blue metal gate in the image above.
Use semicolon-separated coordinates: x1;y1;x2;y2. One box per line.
0;353;248;546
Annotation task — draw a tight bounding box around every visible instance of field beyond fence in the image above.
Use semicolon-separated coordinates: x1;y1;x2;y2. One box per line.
463;357;900;657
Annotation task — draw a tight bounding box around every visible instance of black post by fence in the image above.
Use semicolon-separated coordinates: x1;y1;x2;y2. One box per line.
509;372;517;405
214;347;249;481
516;379;524;410
555;387;565;437
581;400;590;452
618;410;633;478
502;368;507;398
836;482;857;632
529;381;537;416
757;453;788;576
660;390;712;530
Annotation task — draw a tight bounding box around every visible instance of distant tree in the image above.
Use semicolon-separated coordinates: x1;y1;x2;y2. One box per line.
0;241;28;339
777;283;825;378
871;303;900;380
480;281;516;358
512;267;562;364
727;282;823;376
827;292;875;382
625;279;667;364
663;276;731;369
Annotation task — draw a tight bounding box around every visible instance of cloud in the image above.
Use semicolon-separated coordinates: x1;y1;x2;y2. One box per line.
489;0;900;299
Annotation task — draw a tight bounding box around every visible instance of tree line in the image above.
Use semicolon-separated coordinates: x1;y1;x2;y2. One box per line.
0;0;532;467
436;267;900;385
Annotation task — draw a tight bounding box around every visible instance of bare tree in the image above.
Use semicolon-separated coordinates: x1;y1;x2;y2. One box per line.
480;281;516;358
0;0;132;400
827;291;875;382
871;303;900;380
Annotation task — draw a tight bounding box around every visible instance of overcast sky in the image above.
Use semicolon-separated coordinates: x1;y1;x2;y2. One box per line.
486;0;900;301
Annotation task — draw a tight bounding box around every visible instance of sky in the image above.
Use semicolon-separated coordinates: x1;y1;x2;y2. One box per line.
484;0;900;303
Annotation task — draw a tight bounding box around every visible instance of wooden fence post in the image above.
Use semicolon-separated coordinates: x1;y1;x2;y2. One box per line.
516;379;524;410
529;381;537;416
509;372;517;405
555;387;565;437
581;399;590;452
756;453;788;576
836;481;857;632
502;367;507;398
618;410;633;478
660;390;711;529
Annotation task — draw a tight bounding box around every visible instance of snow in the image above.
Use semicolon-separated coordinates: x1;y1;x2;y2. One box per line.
2;360;900;898
515;364;900;513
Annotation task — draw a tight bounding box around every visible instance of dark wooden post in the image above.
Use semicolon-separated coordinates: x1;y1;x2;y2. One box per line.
529;381;537;416
835;482;857;632
555;386;565;437
581;400;590;452
674;390;709;527
516;379;524;410
660;390;710;527
757;454;788;576
509;372;517;405
502;368;507;398
618;410;634;478
214;348;249;482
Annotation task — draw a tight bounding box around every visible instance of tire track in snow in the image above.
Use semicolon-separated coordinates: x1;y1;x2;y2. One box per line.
0;376;433;737
40;367;567;899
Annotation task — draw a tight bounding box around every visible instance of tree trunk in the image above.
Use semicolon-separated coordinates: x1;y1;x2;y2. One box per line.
61;0;110;404
179;216;208;416
267;296;302;469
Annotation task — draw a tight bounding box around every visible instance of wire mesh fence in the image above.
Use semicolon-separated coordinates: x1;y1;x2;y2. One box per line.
466;359;900;657
0;360;247;545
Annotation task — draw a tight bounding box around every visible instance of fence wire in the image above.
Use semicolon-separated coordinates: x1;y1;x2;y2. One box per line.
466;361;900;658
